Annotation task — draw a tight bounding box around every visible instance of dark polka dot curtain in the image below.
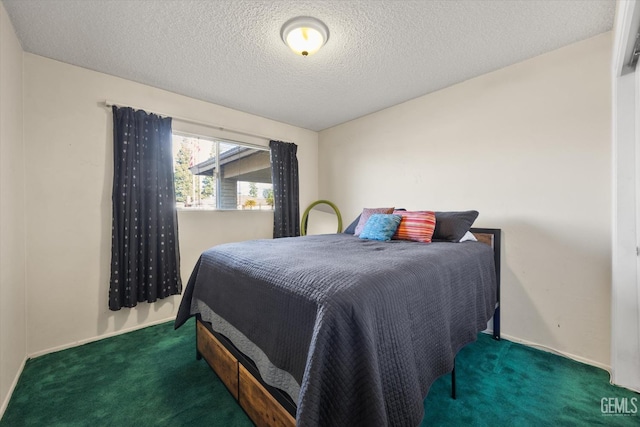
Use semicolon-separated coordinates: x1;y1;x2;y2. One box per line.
269;140;300;238
109;106;182;311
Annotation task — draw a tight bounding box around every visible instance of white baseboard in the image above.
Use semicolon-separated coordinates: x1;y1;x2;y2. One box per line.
0;355;27;420
28;316;175;359
481;330;640;392
494;331;612;373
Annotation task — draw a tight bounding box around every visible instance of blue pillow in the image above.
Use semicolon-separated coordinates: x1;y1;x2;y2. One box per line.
344;208;406;234
359;214;402;241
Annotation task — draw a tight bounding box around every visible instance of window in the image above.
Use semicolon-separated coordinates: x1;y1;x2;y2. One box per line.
172;133;273;210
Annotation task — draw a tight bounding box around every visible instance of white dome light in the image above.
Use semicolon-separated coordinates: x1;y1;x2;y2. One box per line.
281;17;329;57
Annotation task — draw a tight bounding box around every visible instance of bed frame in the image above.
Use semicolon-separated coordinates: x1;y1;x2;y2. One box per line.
195;228;501;427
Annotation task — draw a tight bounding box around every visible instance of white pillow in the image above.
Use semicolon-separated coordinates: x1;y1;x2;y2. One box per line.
458;231;477;242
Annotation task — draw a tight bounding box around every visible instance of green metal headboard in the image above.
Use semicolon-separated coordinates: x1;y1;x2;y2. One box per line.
300;200;343;236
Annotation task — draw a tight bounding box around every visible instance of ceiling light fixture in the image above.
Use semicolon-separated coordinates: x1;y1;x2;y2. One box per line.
281;16;329;57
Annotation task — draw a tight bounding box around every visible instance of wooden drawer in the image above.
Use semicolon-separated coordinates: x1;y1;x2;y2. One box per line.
196;320;239;399
239;364;296;427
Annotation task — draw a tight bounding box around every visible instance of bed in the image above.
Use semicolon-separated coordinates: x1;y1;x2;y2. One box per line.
175;227;500;427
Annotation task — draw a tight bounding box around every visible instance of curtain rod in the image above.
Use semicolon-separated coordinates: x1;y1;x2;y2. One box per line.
103;100;273;142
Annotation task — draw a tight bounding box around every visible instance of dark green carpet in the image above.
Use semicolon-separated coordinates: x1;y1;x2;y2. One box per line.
1;319;637;426
423;336;638;426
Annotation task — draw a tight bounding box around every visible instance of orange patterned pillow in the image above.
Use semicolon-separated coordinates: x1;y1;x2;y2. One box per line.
392;210;436;243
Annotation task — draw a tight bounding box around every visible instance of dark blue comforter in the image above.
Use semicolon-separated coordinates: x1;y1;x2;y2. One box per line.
175;233;497;426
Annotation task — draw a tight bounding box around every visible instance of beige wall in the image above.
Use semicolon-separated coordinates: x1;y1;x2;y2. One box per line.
0;2;26;415
319;33;613;367
1;17;615;410
22;53;318;356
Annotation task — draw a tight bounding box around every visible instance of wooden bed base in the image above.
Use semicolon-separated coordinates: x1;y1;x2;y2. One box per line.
196;320;295;427
195;228;501;427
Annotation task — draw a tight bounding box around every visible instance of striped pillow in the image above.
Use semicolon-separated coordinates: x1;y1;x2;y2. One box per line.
392;210;436;243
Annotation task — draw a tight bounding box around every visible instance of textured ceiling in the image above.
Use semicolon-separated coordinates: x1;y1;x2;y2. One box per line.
3;0;615;131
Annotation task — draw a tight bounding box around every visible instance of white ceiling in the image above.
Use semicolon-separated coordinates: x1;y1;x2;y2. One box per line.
3;0;616;131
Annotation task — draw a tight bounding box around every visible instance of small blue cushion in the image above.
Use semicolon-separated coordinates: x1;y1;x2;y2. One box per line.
359;214;402;241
